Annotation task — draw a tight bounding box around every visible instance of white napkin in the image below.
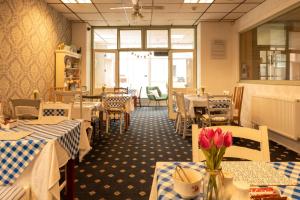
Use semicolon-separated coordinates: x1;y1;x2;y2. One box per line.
0;131;32;140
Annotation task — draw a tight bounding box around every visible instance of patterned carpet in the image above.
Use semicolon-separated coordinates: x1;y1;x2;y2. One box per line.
70;107;300;200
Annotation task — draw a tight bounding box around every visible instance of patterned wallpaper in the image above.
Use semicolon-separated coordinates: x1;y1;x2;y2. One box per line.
0;0;71;114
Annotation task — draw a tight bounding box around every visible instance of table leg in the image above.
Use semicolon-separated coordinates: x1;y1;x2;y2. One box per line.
128;114;130;126
66;159;75;200
99;111;104;136
133;96;137;107
124;113;128;131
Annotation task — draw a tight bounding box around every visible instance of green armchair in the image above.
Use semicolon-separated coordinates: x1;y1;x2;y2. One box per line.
146;86;168;106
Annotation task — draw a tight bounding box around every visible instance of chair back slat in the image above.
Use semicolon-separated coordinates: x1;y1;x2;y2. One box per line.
9;99;41;119
206;95;232;124
175;93;187;116
232;86;244;125
114;87;128;94
103;96;127;111
39;102;72;120
192;125;270;162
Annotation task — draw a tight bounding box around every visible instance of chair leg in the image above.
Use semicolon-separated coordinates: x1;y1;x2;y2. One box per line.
106;116;109;134
120;113;123;134
183;119;187;139
178;117;183;135
174;113;178;128
175;115;179;133
176;115;181;134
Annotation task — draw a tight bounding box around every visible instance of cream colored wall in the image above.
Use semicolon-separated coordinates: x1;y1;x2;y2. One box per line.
198;22;237;94
71;22;91;90
233;0;300;127
0;0;71;114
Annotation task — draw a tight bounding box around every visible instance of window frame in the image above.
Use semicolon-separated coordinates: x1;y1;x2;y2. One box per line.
145;28;169;50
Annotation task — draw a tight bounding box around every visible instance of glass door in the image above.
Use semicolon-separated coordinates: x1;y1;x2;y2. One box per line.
119;51;168;98
93;51;118;94
168;51;196;119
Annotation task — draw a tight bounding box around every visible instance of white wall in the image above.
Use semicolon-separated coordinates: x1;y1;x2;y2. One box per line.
232;0;300;128
197;22;237;94
72;22;91;90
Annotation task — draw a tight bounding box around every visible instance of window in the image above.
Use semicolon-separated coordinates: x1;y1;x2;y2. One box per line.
240;6;300;81
146;30;168;48
94;52;116;88
93;29;117;49
172;52;194;88
171;28;194;49
120;30;142;48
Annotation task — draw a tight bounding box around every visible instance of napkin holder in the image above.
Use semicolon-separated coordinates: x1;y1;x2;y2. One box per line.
1;120;18;130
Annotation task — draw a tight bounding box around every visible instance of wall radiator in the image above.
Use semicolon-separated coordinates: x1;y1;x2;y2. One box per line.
252;96;300;140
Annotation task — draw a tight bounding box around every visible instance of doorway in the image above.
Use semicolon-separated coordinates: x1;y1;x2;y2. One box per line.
119;51;168;98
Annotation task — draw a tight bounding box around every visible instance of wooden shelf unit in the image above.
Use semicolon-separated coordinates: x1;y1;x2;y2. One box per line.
55;50;82;91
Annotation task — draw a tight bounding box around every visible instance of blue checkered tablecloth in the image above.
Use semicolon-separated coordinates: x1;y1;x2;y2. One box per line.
0;120;81;186
156;162;300;200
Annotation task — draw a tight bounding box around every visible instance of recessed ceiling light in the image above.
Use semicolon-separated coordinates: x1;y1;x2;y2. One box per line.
184;0;214;3
199;0;214;3
61;0;91;3
184;0;198;3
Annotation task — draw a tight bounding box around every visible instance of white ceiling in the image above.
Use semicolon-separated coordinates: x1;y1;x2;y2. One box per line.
46;0;266;26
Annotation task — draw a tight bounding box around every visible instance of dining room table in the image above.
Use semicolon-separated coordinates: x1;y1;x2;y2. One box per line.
184;94;233;118
149;161;300;200
0;119;91;200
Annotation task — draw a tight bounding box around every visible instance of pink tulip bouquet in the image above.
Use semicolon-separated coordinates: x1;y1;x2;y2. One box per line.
198;127;233;200
198;127;233;169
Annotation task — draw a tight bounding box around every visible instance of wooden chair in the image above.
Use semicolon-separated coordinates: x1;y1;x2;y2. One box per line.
114;87;128;94
48;87;65;102
136;87;142;107
103;96;126;134
38;102;73;194
175;93;192;139
38;102;72;120
0;185;28;200
232;86;244;126
201;95;232;127
192;125;270;162
172;91;179;131
9;99;41;119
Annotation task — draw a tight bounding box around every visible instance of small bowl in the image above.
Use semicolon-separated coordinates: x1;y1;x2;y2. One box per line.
173;168;203;199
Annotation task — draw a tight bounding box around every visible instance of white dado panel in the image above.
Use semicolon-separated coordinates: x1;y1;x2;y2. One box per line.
239;83;300;129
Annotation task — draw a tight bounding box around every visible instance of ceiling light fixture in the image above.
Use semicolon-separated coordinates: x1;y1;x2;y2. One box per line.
198;0;214;3
184;0;198;3
184;0;214;3
61;0;91;3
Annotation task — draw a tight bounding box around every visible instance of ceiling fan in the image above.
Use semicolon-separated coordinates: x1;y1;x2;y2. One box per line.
110;0;164;18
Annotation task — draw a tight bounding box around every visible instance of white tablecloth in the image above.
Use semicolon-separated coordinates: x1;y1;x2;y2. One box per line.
72;102;101;121
13;120;90;200
184;95;208;118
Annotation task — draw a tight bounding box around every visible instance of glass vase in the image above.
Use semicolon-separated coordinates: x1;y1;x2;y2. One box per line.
203;168;224;200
